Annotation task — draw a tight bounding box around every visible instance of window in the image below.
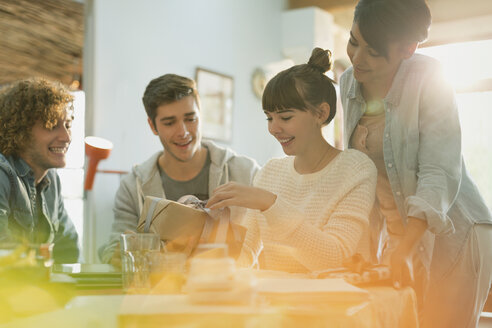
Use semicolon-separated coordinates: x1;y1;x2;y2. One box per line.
418;40;492;209
58;90;85;249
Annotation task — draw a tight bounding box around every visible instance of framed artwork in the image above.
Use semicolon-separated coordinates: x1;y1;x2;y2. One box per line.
195;67;234;142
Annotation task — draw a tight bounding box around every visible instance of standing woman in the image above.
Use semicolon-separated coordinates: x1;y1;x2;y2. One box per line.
340;0;492;327
207;48;377;273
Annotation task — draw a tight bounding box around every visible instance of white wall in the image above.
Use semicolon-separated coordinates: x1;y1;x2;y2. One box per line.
84;0;287;262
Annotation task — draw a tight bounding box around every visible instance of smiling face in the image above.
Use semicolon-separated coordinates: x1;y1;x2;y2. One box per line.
347;23;410;88
148;95;202;163
19;111;73;182
266;108;323;157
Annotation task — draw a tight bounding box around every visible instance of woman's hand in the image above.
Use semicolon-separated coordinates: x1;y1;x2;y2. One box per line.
390;217;427;288
206;182;277;211
390;244;415;288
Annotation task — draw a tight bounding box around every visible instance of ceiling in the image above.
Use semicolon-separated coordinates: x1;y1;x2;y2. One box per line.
289;0;492;46
289;0;492;23
0;0;83;87
0;0;489;88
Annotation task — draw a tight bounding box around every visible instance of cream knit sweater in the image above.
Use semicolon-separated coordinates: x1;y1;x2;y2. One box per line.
237;149;377;273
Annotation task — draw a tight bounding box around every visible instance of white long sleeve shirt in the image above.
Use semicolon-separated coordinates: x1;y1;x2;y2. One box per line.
238;149;377;273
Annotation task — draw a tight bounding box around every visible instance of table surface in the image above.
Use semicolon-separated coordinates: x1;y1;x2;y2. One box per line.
0;271;419;328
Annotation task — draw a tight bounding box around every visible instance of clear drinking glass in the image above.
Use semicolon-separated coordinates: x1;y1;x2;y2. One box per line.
149;252;187;294
120;233;160;293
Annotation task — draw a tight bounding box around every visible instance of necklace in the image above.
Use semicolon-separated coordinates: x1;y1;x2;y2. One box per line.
295;144;334;174
297;146;330;174
313;146;331;172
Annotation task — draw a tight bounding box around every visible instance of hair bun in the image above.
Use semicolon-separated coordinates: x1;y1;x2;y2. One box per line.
307;48;333;74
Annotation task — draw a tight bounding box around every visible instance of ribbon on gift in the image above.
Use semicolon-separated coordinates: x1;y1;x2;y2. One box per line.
138;195;246;258
177;195;245;253
178;195;246;255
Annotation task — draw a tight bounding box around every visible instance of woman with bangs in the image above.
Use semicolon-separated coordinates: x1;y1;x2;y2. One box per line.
340;0;492;326
206;48;377;273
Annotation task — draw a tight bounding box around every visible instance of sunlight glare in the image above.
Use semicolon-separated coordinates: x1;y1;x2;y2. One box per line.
418;39;492;90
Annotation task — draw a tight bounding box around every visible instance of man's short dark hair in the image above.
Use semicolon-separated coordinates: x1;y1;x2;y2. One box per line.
142;74;200;125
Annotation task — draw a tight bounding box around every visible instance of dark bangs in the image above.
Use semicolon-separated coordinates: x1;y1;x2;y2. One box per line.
355;0;431;59
262;67;308;113
356;2;393;58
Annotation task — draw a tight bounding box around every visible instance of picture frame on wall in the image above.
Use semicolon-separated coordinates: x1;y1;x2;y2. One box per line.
195;67;234;142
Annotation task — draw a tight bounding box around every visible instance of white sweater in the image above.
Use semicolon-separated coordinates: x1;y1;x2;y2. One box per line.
238;149;377;273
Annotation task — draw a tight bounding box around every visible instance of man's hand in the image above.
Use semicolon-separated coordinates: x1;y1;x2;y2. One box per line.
110;230;136;268
110;244;122;268
206;182;277;211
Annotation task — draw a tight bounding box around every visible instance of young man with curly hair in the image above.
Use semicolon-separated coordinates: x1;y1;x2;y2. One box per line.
0;78;79;263
100;74;259;264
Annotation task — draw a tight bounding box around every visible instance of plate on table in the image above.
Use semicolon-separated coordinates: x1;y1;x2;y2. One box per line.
52;264;122;289
53;264;120;276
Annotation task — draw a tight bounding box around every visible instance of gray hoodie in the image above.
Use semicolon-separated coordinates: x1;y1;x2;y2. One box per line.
99;140;259;263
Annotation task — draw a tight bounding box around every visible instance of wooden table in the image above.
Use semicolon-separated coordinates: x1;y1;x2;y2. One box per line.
0;266;419;328
118;286;417;328
0;285;418;328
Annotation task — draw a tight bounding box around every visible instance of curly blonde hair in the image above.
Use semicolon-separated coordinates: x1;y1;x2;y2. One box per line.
0;78;74;156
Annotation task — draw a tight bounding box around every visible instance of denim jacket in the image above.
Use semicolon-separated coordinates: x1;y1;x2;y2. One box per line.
340;54;492;279
0;153;79;263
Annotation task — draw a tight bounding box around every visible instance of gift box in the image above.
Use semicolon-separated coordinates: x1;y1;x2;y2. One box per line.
137;196;246;258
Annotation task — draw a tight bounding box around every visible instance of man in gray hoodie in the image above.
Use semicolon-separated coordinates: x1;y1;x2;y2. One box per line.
100;74;259;264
